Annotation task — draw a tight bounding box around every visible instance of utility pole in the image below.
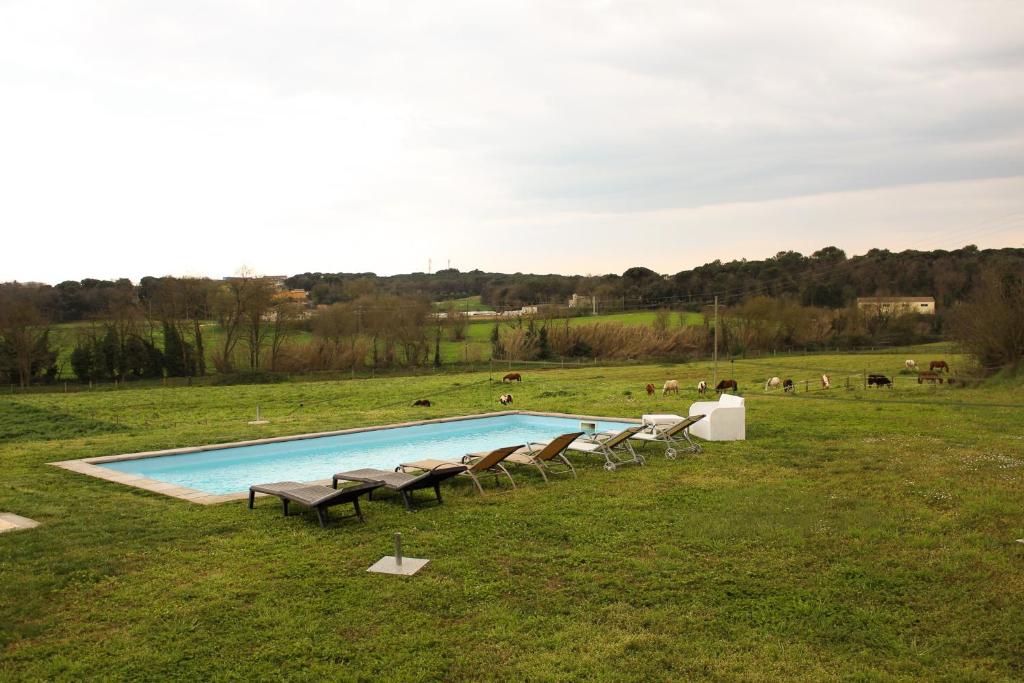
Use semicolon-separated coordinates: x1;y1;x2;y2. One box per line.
713;295;719;387
592;295;597;316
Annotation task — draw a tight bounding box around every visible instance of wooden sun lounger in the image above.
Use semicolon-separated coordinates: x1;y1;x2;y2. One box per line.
567;425;646;471
332;464;467;510
398;444;523;494
629;414;705;457
248;480;383;528
504;431;584;482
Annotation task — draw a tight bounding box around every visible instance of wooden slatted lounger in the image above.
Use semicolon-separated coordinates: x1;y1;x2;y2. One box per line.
248;480;384;528
332;464;467;511
565;425;646;471
628;414;705;458
503;431;584;482
398;444;523;494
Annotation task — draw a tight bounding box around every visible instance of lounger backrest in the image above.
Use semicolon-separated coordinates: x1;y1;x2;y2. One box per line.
403;464;468;488
536;431;585;461
471;444;524;472
601;425;644;448
659;414;704;436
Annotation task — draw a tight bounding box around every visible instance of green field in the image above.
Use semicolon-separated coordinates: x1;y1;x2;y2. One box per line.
442;310;705;364
432;295;492;312
2;351;1022;680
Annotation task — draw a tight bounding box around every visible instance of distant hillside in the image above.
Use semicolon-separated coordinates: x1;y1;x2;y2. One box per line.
286;245;1024;311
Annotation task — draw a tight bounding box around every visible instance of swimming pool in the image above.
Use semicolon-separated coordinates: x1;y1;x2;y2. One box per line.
89;412;635;496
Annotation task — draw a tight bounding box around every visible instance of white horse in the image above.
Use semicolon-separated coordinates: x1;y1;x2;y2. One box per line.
905;359;917;370
765;376;781;391
697;380;708;396
821;374;831;389
662;380;680;396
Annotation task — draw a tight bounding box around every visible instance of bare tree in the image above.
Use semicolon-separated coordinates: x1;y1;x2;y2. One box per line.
267;299;303;371
951;271;1024;373
0;284;57;387
241;275;277;370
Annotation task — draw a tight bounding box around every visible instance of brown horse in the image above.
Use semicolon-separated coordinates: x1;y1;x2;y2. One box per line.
918;372;944;384
929;360;949;373
502;372;522;382
412;399;432;407
716;379;738;393
645;383;656;396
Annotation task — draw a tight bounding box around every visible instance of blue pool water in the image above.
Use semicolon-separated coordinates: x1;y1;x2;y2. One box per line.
99;414;634;494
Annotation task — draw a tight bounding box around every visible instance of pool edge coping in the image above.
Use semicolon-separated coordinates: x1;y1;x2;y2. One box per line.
49;410;640;505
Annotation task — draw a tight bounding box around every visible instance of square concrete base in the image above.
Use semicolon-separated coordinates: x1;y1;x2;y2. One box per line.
0;513;40;533
367;556;429;575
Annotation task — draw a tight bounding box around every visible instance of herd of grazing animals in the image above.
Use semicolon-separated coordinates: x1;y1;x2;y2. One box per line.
644;359;951;399
418;357;952;409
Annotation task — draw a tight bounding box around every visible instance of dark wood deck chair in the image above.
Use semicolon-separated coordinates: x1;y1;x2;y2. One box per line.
248;480;383;528
398;444;523;494
332;463;467;510
630;414;705;457
504;431;584;482
566;425;646;470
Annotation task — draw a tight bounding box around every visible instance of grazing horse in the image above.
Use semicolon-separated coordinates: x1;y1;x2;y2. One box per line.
765;376;781;391
929;360;949;373
783;379;795;393
662;380;679;396
645;383;656;396
917;372;944;384
499;393;514;405
697;380;708;396
412;399;432;407
821;374;831;389
905;360;917;370
716;379;738;393
502;372;522;382
867;374;893;388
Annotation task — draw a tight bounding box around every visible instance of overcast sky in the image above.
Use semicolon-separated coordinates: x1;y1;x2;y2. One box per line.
2;1;1023;284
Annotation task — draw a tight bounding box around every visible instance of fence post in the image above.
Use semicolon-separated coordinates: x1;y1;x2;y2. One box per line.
863;370;867;389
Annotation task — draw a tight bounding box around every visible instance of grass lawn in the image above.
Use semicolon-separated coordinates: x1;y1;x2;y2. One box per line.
2;352;1022;680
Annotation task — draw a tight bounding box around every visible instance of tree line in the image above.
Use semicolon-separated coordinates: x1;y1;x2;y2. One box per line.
285;245;1024;311
2;245;1022;385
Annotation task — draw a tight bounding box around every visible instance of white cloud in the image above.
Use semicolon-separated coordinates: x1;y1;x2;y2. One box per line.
0;0;1022;282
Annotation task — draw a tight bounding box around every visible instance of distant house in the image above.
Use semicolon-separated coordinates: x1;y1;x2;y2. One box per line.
568;294;593;309
856;296;935;316
500;306;539;318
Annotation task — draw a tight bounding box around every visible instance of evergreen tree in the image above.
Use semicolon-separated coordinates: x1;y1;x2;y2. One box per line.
490;323;504;360
163;323;195;377
433;326;442;367
537;325;550;360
